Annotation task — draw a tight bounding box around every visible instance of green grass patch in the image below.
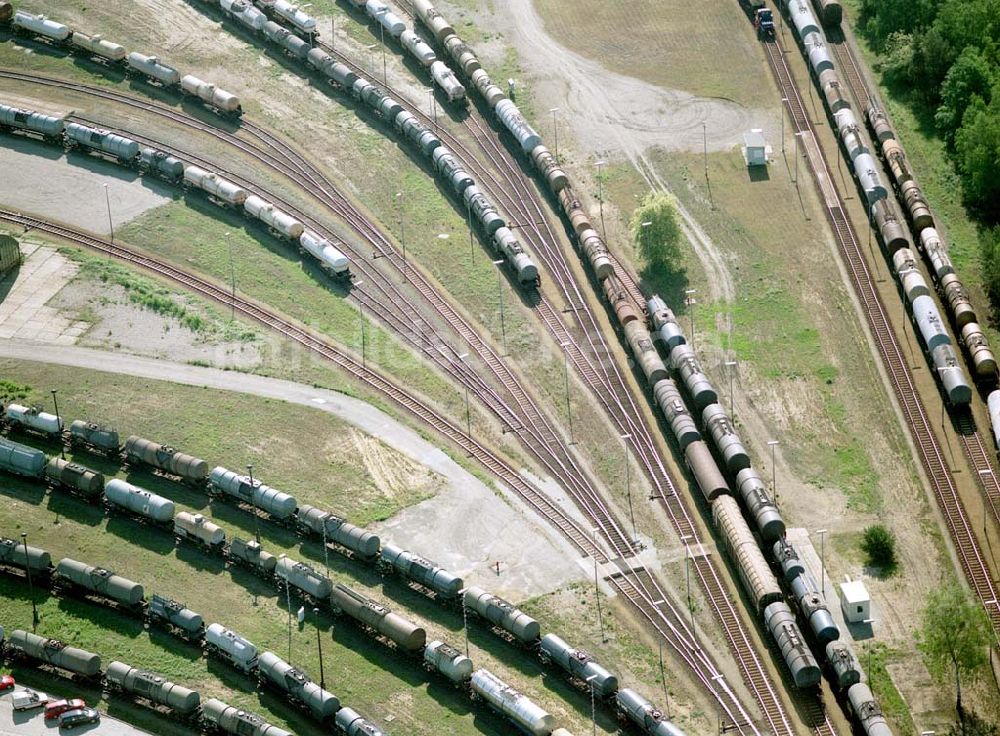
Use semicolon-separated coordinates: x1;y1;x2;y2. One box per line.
865;642;916;733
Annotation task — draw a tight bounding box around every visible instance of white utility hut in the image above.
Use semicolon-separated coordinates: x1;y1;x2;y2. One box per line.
839;579;871;624
743;129;769;167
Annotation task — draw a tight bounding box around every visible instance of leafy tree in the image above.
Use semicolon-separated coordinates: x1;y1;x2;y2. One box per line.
876;32;915;88
859;0;936;50
980;226;1000;307
861;524;897;572
909;25;958;104
935;48;995;146
955;91;1000;221
917;585;992;721
946;711;999;736
630;192;682;271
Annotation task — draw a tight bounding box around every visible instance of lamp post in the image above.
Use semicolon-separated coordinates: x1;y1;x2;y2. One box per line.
780;98;787;153
979;468;994;537
280;553;292;662
585;673;598;736
549;107;560;162
767;440;779;507
724;360;737;417
596;160;608;241
592;528;606;643
312;607;326;689
427;89;437;129
396;192;407;282
561;341;574;445
461;594;471;657
684;289;697;348
492;259;508;356
50;389;65;460
366;44;377;77
22;533;38;631
466;198;474;265
651;599;670;716
640;220;652;262
375;10;388;86
354;280;367;369
816;528;828;596
247;464;260;546
622;433;635;542
104;183;114;244
681;535;693;629
458;353;472;445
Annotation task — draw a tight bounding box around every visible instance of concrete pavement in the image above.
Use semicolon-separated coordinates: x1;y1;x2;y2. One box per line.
0;685;151;736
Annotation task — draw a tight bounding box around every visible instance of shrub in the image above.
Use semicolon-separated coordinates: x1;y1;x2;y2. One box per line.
861;524;897;572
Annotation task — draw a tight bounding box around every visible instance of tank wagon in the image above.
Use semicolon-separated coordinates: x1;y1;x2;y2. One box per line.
463;586;540;645
0;2;12;24
763;601;821;688
297;504;380;559
124;435;210;484
209;466;298;520
825;640;862;689
299;230;351;277
470;669;555;736
0;536;53;579
11;11;70;44
712;496;782;612
243;194;305;240
201;698;293;736
205;623;259;674
330;583;427;653
126;52;181;86
148;594;205;642
224;537;278;575
379;543;463;599
275;556;333;604
423;640;473;685
175;511;226;550
0;436;47;478
615;688;685;736
64;122;140;164
847;683;892;736
539;633;618;697
70;32;126;63
773;539;839;644
140;148;186;182
6;630;102;679
180;75;243;116
68;419;121;456
54;557;146;612
335;706;388;736
257;651;340;721
0;103;66;141
104;478;176;525
45;457;105;498
106;660;201;715
5;403;63;439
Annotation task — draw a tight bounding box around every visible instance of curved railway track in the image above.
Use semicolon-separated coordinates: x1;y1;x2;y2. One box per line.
0;69;765;728
760;32;1000;641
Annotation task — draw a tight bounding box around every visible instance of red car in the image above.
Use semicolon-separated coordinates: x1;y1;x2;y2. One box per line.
44;698;87;720
0;674;14;691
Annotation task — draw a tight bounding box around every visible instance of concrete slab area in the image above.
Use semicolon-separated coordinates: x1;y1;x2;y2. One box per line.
0;685;152;736
0;243;87;343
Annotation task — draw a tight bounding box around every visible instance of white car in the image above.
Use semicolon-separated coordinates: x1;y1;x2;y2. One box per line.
12;688;48;711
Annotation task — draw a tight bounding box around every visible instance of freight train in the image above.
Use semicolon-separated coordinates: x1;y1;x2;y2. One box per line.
0;103;351;277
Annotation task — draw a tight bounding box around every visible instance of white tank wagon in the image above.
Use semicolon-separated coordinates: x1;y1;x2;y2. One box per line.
470;669;555;736
273;0;318;36
412;0;455;43
12;11;70;42
712;496;782;612
243;195;305;240
126;53;181;86
787;0;821;38
804;32;833;77
615;688;686;736
847;682;893;736
336;707;388;736
462;185;505;236
180;75;242;116
430;60;466;102
432;146;474;194
257;651;340;721
0;437;47;478
891;248;930;303
306;47;337;78
668;344;718;410
577;228;612;280
652;378;701;451
400;29;436;66
529;144;570;194
931;343;973;405
296;504;380;559
396;110;442;156
123;435;209;483
920;228;954;280
104;478;176;524
911;295;951;352
45;457;104;498
990;391;1000;451
148;595;204;641
330;583;427;652
5;403;63;438
647;297;686;350
276;556;333;602
140;148;186;182
54;557;145;609
423;640;473;685
209;466;298;520
734;468;784;542
201;697;293;736
106;660;201;714
495;99;542;154
263;20;310;60
221;0;267;33
539;633;618;698
852;152;888;204
69;419;121;455
379;543;463;599
684;441;729;503
0;103;66;140
493;227;539;285
0;536;52;576
70;32;126;62
789;569;840;644
763;601;822;688
365;0;405;37
174;511;226;549
205;623;259;673
701;404;750;473
225;537;278;574
463;586;540;645
7;630;101;678
834;108;867;160
962;322;998;377
825;640;862;690
65;123;141;164
624;321;669;386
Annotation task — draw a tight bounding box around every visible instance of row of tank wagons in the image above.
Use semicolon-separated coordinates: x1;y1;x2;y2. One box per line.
865;102;998;384
3;11;242;116
780;0;984;407
189;0;540;286
0;103;352;278
0;628;380;736
340;0;467;104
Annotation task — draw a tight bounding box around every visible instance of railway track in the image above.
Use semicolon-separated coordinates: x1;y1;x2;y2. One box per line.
825;35;1000;554
760;33;1000;637
0;68;765;727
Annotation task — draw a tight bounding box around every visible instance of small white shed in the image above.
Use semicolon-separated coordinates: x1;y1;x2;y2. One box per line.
743;129;769;167
840;579;871;624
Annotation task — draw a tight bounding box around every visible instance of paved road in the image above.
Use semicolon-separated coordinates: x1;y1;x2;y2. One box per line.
0;686;151;736
0;340;585;598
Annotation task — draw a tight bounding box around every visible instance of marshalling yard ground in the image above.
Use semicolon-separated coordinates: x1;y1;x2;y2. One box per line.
0;0;996;734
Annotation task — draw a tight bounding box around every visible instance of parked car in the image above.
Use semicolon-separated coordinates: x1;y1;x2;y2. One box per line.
44;698;87;720
13;688;48;711
59;707;100;729
0;674;14;691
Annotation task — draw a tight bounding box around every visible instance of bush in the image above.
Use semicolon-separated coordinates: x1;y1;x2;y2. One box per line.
861;524;897;572
979;226;1000;308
